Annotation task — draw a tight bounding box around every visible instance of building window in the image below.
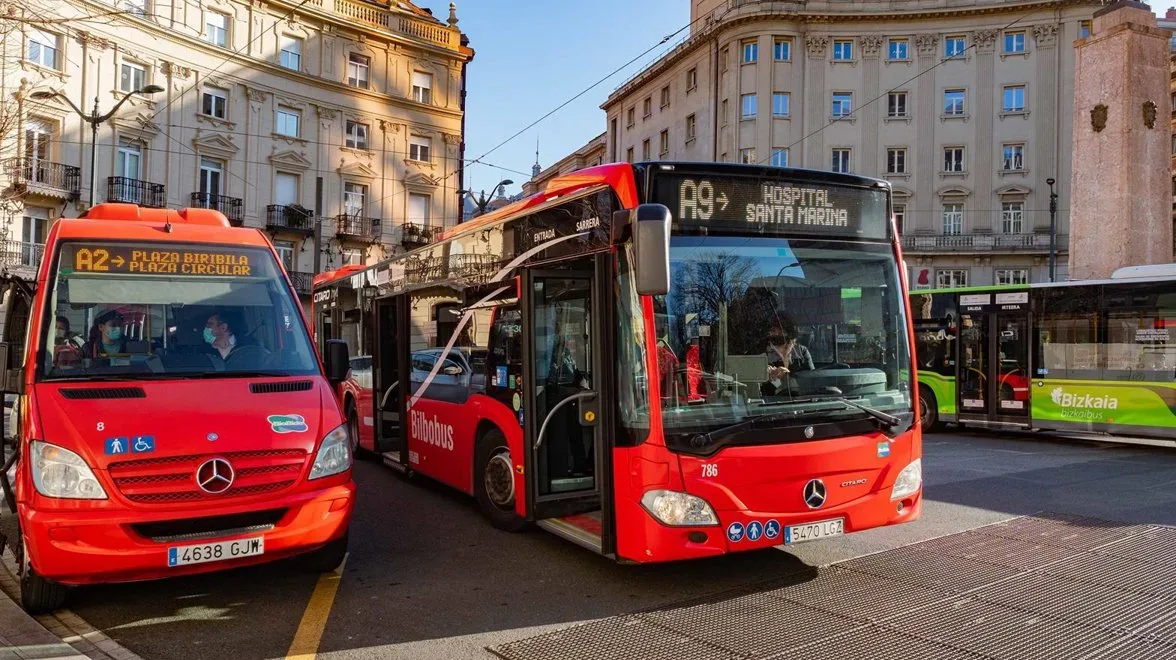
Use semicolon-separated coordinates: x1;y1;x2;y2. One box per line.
660;85;671;109
832;40;853;61
686;67;697;91
943;147;964;173
741;93;757;119
348;54;370;89
721;99;728;126
888;38;909;60
774;38;791;61
659;129;669;155
274;171;299;206
742;39;758;63
770;147;788;168
275;108;300;137
1004;31;1026;54
887;91;908;118
1001;201;1025;233
739;148;756;164
1002;85;1026;112
942;204;963;235
626;107;635;127
944;89;966;116
408;193;431;227
274;241;296;271
120;62;146;94
685;114;696;142
772;92;790;117
887;148;907;174
412;71;433;104
343;182;366;216
995;268;1029;285
201;88;227;119
27;29;60;70
626;146;634;162
199;158;224;197
945;35;966;58
205;11;228;48
409;135;431;162
721;46;729;71
937;269;968;287
116;140;142;179
832;92;852;118
24;120;52;173
831;148;851;173
345;120;369;150
124;0;147;16
280;35;302;70
642;139;651;160
643;97;652;118
1079;20;1092;39
893;204;906;233
1002;143;1025;171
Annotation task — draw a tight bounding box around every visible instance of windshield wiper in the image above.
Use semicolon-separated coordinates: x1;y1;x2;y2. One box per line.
755;393;902;430
186;370;295;379
687;408;831;449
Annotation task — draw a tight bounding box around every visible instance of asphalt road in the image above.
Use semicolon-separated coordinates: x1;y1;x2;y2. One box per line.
61;430;1176;660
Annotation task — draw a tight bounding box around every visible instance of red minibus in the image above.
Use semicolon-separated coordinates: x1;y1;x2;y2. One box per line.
0;204;354;612
314;162;922;562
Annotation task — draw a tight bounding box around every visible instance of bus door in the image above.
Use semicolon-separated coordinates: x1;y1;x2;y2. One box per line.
956;294;991;422
992;292;1030;423
373;294;408;461
521;257;608;550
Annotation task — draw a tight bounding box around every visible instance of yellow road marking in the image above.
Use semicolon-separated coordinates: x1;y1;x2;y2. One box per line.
285;554;348;660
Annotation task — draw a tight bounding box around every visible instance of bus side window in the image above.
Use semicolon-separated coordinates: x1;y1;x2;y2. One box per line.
487;305;522;391
1;282;33;389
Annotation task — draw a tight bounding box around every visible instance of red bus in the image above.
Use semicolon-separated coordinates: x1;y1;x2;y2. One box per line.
0;203;355;612
314;162;922;562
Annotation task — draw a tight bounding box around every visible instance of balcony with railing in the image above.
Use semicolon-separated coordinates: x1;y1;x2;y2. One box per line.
0;240;45;274
3;157;80;201
288;271;314;296
401;223;442;249
290;0;460;49
191;192;244;226
107;176;166;208
335;214;381;243
902;232;1069;253
266;205;315;236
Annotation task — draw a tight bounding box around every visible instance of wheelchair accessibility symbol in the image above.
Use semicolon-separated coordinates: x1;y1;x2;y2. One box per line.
131;435;156;453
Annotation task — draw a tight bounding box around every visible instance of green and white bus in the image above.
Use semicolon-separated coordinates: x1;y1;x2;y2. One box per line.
910;273;1176;441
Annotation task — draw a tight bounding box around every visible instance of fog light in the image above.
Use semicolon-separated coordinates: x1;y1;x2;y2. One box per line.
687;531;708;544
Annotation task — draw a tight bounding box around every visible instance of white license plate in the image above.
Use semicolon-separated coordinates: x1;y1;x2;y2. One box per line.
167;537;264;567
785;518;844;545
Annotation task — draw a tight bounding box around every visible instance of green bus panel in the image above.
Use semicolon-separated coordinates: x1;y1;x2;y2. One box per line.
1030;379;1176;435
918;371;957;418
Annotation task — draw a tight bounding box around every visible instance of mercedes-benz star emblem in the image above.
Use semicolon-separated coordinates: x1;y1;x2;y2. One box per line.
804;426;815;439
196;458;235;494
803;478;827;509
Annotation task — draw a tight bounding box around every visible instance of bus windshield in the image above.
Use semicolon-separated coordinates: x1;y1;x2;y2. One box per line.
652;236;912;440
39;241;319;380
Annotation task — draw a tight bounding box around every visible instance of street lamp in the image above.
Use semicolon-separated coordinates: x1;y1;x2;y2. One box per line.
1046;177;1058;282
459;178;513;219
29;84;165;207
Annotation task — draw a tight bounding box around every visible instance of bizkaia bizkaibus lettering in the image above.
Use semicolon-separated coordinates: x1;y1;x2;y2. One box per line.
411;408;455;450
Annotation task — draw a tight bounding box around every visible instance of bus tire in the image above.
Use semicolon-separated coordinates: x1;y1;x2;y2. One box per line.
918;385;942;432
346;402;372;462
299;529;349;573
17;529;67;614
475;428;526;532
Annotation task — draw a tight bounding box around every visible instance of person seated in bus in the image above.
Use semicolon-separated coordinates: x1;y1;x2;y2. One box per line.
52;315;83;369
655;337;680;402
83;309;127;359
761;323;814;397
203;310;269;368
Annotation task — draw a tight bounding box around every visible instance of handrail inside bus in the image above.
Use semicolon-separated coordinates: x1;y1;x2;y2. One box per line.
534;390;597;450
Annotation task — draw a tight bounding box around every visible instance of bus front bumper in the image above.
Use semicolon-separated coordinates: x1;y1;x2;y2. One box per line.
19;481;354;585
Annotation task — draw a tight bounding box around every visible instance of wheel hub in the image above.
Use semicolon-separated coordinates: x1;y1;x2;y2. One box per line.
484;450;514;508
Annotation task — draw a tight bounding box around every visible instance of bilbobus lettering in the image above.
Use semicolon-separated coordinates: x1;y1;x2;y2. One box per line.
410;410;455;450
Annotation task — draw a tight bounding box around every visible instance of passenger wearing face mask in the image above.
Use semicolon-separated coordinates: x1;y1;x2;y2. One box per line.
202;310;267;368
52;315;83;368
83;309;127;359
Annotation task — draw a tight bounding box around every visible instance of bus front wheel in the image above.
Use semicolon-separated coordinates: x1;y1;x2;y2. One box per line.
17;527;67;614
919;386;942;432
475;428;526;532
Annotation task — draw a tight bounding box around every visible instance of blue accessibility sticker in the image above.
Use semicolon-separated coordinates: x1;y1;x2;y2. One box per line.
105;437;129;455
268;414;308;434
496;365;508;387
167;547;178;567
726;522;745;543
131;435;155;453
877;441;891;458
746;521;764;542
765;519;781;540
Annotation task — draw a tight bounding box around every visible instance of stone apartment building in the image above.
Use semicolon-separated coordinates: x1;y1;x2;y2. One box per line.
1;0;472;304
589;0;1106;287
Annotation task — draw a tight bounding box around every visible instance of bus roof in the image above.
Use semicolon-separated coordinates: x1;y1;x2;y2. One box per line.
313;264;367;289
1110;263;1176;279
912;272;1176;297
53;203;272;248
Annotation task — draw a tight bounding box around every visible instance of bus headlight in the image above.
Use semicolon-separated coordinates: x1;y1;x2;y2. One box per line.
641;489;719;526
309;424;352;480
30;441;107;500
890;458;922;501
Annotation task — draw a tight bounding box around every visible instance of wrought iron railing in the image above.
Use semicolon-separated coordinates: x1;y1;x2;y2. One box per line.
191;192;244;225
3;157;80;200
335;214;381;242
902;233;1069;252
401;223;441;247
288;271;314;295
266;205;315;234
107;176;166;208
0;240;44;270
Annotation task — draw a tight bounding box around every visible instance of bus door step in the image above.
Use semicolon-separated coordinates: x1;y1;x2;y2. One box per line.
537;512;603;554
549;476;594;493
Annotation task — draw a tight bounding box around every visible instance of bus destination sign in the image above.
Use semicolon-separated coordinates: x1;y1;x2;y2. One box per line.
652;173;889;239
64;244;254;276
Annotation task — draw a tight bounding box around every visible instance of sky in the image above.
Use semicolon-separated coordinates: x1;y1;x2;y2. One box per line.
442;0;687;198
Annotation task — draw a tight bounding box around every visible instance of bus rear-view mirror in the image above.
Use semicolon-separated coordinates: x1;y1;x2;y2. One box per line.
324;339;350;384
633;203;671;297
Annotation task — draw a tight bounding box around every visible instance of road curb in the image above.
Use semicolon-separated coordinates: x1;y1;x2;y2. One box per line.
0;548;145;660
